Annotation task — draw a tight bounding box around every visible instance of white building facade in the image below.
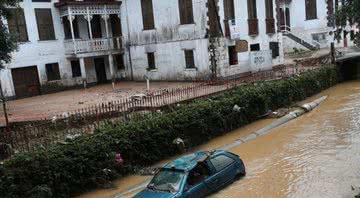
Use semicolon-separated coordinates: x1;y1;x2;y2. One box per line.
0;0;127;99
1;0;285;99
279;0;358;52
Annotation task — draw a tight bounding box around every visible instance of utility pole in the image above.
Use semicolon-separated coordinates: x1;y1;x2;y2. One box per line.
0;82;9;129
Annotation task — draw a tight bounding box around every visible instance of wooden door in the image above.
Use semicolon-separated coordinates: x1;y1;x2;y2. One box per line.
11;66;41;99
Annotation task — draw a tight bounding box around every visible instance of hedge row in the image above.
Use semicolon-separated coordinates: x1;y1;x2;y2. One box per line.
0;66;340;198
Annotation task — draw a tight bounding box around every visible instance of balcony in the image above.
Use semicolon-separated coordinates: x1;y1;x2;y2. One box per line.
64;37;123;55
55;0;123;57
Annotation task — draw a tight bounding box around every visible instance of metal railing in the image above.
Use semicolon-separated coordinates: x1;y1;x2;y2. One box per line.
280;25;321;48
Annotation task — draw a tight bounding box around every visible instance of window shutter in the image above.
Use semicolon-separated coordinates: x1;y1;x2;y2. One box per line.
35;9;55;40
247;0;257;19
141;0;155;30
179;0;194;24
224;0;235;20
7;9;28;42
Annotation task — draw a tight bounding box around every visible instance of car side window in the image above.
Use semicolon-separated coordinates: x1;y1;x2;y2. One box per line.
186;162;211;188
209;155;235;172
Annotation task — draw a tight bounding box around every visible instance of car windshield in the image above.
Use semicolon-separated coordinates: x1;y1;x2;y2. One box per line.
147;169;185;193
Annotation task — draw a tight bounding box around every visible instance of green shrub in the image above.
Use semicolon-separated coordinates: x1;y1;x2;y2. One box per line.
0;66;340;198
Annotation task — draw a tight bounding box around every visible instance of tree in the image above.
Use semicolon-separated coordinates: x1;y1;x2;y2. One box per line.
0;0;19;69
329;0;360;47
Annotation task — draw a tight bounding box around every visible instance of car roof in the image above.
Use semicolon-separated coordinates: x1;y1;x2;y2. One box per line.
163;150;227;171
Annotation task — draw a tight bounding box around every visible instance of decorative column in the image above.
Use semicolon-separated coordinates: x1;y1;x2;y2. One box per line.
85;7;93;40
80;57;87;89
102;12;110;49
67;7;77;53
108;54;116;89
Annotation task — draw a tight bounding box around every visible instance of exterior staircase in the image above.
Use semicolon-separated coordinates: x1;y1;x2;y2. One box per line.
281;26;320;51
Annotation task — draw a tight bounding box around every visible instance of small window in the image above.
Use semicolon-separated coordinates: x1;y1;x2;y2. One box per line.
179;0;194;24
7;8;28;42
46;63;61;81
269;42;279;59
147;52;156;70
35;9;56;40
250;43;260;51
71;60;81;78
184;50;195;69
210;155;235;172
228;46;238;65
115;54;125;70
141;0;155;30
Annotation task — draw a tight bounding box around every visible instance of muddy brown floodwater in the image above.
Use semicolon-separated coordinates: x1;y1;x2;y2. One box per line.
79;81;360;198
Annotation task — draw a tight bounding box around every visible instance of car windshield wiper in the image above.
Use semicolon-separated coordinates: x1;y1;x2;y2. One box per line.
147;184;170;192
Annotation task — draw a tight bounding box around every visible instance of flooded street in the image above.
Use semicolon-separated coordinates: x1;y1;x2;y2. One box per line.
211;81;360;198
79;81;360;198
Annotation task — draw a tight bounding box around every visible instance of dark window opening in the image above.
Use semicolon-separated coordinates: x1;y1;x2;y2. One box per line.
7;8;28;42
269;42;279;59
224;0;235;20
305;0;317;20
46;63;61;81
63;16;79;39
184;50;195;69
91;15;102;38
247;0;258;35
110;14;122;37
71;60;81;78
141;0;155;30
228;46;238;65
35;8;56;40
147;52;156;70
247;0;257;19
115;54;125;70
179;0;194;24
265;0;275;34
250;43;260;51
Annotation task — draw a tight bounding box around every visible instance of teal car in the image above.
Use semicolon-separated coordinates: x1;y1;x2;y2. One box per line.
134;150;246;198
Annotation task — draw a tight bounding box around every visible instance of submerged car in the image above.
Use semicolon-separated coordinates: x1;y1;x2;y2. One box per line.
134;150;246;198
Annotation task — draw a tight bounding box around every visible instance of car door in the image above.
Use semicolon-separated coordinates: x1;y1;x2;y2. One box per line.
183;181;209;198
205;154;237;192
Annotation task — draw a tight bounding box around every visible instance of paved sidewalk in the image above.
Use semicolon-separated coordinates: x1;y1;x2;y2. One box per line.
0;81;192;124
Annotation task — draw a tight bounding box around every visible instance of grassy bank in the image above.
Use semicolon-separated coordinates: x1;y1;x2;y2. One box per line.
0;66;339;198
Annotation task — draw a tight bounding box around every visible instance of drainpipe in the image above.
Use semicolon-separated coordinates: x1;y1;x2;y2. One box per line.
124;0;134;81
221;96;328;150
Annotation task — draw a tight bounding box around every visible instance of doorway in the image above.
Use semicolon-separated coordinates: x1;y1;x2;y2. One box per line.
280;7;290;31
11;66;41;99
94;57;107;84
